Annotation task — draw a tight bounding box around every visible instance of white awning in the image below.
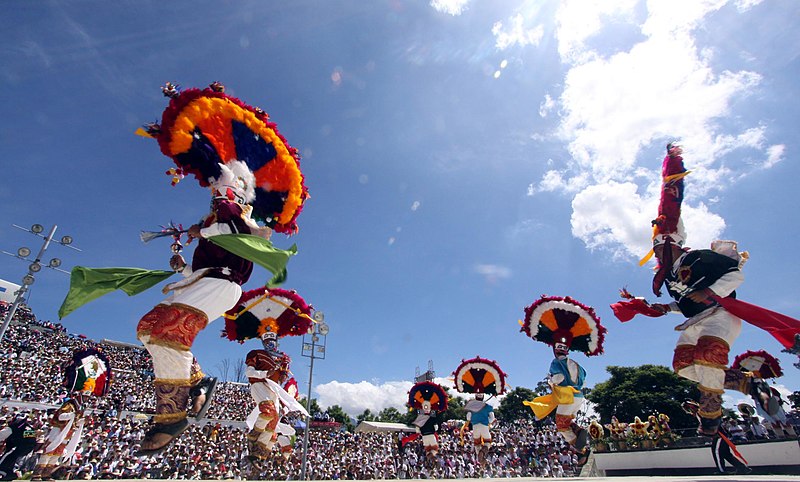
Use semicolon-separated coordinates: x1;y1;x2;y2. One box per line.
354;421;416;433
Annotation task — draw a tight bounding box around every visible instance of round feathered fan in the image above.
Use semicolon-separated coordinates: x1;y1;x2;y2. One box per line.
63;348;112;397
223;287;313;342
521;295;606;356
453;356;507;395
732;350;783;379
143;82;308;234
407;381;448;413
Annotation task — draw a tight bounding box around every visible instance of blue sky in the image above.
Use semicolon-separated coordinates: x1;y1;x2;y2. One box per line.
2;0;799;417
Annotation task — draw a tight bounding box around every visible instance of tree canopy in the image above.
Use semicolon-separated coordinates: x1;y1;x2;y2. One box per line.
495;386;537;423
325;405;355;432
587;364;699;429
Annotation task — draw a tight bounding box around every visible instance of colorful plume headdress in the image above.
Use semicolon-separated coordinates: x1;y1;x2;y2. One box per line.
407;381;448;413
137;81;308;234
732;350;783;379
521;295;606;356
222;287;313;342
453;356;508;395
63;348;112;397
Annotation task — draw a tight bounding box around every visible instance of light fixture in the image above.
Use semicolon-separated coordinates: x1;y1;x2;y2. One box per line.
29;263;42;273
49;258;62;268
22;275;35;285
17;247;31;258
313;311;325;322
31;224;44;234
318;323;330;336
60;235;73;245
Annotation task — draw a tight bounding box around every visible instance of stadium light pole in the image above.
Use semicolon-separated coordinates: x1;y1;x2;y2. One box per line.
0;224;78;341
299;312;329;480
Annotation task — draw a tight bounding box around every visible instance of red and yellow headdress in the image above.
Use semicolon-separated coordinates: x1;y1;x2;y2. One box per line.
521;295;606;356
732;350;783;379
407;381;448;413
137;81;308;234
222;287;313;342
453;356;508;395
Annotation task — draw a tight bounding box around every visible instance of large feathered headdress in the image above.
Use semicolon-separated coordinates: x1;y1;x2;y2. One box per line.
63;347;112;397
137;81;308;234
407;381;448;413
732;350;783;379
521;295;606;356
453;356;507;395
222;287;313;342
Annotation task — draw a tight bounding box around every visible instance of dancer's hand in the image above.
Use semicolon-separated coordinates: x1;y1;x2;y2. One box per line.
687;288;715;304
651;303;671;314
186;224;202;240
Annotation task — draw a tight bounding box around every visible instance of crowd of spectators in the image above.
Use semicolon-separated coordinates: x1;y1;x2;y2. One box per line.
0;302;589;479
0;404;581;480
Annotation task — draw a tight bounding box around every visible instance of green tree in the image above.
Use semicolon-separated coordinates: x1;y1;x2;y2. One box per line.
533;378;550;397
587;364;699;429
299;397;322;417
377;407;404;423
356;409;377;424
326;405;355;432
441;393;466;423
495;386;537;423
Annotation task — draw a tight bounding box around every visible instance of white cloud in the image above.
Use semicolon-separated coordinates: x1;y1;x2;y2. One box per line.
474;263;512;282
315;377;512;418
763;144;785;169
734;0;764;12
316;377;459;417
524;0;772;259
492;14;544;50
316;380;413;416
554;0;638;63
570;181;726;260
536;169;589;194
430;0;470;16
539;94;555;118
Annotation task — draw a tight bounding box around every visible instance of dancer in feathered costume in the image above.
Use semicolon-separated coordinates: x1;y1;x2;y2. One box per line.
611;140;794;436
223;287;312;464
520;295;605;458
32;348;111;480
732;350;796;438
453;357;507;466
56;82;306;455
131;82;308;455
407;382;448;461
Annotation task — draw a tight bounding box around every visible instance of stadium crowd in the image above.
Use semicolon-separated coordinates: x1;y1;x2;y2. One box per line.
4;301;798;479
0;301;588;479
